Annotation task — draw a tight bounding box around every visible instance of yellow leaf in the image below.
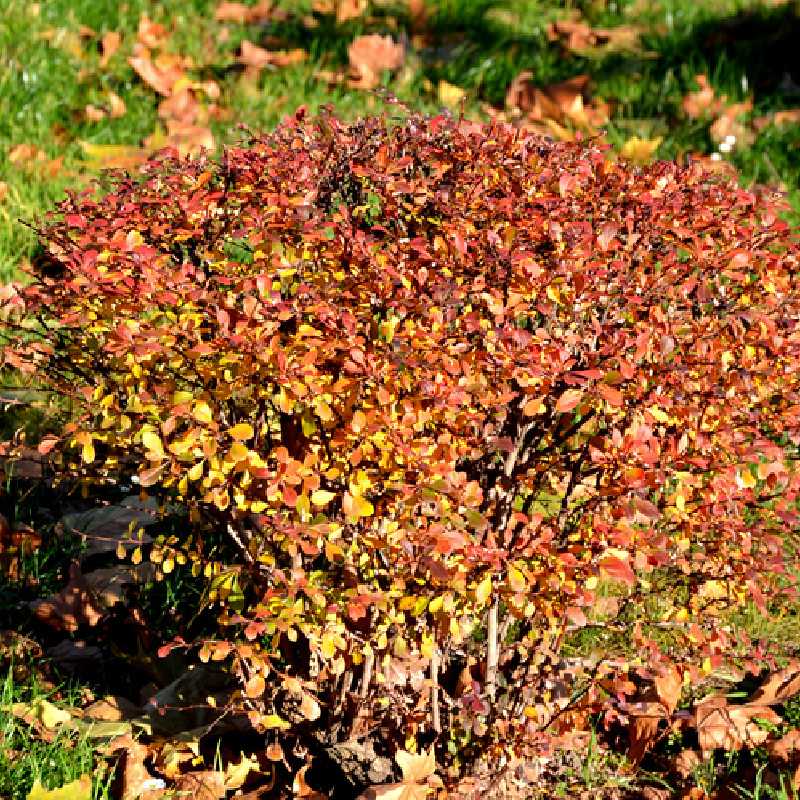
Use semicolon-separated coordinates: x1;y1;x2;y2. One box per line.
229;422;254;440
352;410;367;433
245;673;265;698
648;405;670;423
75;432;95;464
428;595;444;614
321;633;338;659
311;489;336;507
475;575;492;605
343;490;374;519
508;564;526;593
142;430;164;458
27;776;91;800
438;80;466;108
261;713;290;730
172;390;193;406
224;754;258;790
620;136;662;165
193;400;214;424
38;699;73;729
229;442;249;463
187;461;204;481
396;747;437;783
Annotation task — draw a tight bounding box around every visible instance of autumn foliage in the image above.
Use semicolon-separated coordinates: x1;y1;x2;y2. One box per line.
3;111;800;791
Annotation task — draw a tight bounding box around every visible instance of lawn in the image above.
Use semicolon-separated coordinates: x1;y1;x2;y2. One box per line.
1;0;800;281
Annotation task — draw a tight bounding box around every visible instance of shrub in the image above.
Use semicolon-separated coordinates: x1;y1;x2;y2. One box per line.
3;111;800;792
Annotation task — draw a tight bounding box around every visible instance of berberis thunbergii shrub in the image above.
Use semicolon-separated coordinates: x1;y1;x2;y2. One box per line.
3;110;800;794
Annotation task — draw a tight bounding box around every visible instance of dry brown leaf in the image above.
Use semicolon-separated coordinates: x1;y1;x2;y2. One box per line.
30;563;155;632
116;738;161;800
137;14;168;49
627;701;666;764
695;696;781;756
8;143;46;164
238;40;306;77
173;772;227;800
768;728;800;762
158;87;201;124
128;52;186;96
751;660;800;705
108;92;126;118
682;74;725;119
337;0;368;22
0;181;8;204
547;17;640;55
347;34;405;90
84;696;140;722
146;120;215;157
215;1;273;23
671;748;701;779
709;99;753;145
505;72;607;136
100;31;121;67
655;665;682;715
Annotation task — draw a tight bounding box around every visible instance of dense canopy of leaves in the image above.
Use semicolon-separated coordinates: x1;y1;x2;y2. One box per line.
3;110;800;787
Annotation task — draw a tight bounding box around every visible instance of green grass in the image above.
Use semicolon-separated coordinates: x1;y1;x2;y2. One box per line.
0;668;114;800
1;0;799;280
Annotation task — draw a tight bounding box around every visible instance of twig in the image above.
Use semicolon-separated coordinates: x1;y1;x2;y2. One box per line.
430;646;441;734
486;599;499;701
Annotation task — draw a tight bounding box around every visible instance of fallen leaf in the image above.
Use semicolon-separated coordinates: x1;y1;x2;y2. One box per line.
620;136;662;165
753;108;800;131
99;31;121;67
768;728;800;762
238;40;306;78
626;700;668;764
655;665;682;715
505;72;608;135
129;52;187;97
682;74;725;119
173;771;227;800
215;1;273;23
348;34;405;90
85;104;106;122
136;14;168;50
224;754;259;789
108;92;126;118
27;776;91;800
547;16;641;56
79;141;147;170
146;119;215;157
671;748;701;779
437;80;466;109
31;562;156;631
709;99;753;146
695;696;781;755
751;660;800;705
337;0;368;22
